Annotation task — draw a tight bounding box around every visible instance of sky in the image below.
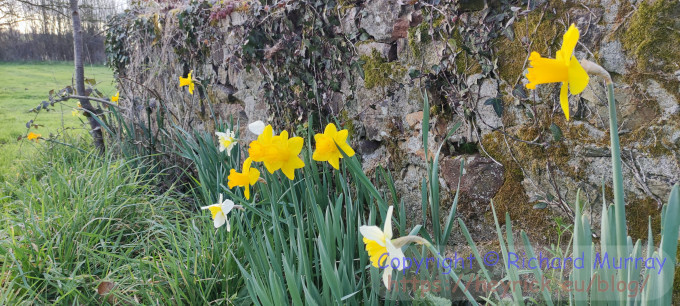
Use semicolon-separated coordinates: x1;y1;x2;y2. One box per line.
0;0;129;33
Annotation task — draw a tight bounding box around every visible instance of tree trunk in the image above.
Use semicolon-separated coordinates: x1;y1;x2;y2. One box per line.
70;0;105;152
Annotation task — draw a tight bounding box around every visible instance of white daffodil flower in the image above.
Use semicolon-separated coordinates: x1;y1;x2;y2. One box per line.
215;130;237;156
248;120;265;135
201;194;241;231
360;206;427;289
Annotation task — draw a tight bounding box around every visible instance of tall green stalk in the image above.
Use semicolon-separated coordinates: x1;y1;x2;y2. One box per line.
607;83;628;271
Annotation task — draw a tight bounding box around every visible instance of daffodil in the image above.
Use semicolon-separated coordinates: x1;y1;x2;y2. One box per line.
27;132;41;142
111;91;119;104
215;130;237;156
201;194;242;231
179;70;195;95
248;125;305;180
360;206;429;289
72;109;79;117
248;120;265;135
228;157;260;200
312;123;355;170
525;24;589;121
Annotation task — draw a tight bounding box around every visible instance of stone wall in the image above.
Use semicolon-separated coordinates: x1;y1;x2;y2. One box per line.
107;0;680;246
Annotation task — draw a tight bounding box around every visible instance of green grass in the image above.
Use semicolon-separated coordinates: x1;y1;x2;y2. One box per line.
0;62;115;180
0;143;243;304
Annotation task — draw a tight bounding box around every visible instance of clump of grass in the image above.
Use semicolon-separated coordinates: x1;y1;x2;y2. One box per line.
0;143;243;304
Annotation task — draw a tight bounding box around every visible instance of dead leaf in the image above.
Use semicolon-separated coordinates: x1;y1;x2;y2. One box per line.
97;281;116;304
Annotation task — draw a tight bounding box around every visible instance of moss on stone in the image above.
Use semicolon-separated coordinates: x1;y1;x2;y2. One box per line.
622;0;680;72
360;49;406;89
625;196;661;242
494;0;576;84
622;0;680;100
339;109;355;138
336;1;356;14
480;130;561;244
407;21;432;59
621;123;677;158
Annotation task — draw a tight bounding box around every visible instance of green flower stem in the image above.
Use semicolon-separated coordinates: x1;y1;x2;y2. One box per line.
607;83;627;260
424;242;479;305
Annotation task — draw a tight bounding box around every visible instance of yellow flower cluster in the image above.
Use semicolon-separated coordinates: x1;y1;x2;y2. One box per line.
225;122;355;200
248;125;305;180
205;122;356;227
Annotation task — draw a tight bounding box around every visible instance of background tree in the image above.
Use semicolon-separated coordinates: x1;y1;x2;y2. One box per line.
0;0;123;62
69;0;104;151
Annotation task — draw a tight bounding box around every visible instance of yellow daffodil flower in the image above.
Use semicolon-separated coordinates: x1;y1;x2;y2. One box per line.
27;132;41;142
248;125;305;180
201;194;242;231
360;206;429;289
525;24;589;121
312;123;355;170
77;101;82;108
111;91;119;104
215;130;237;156
179;70;195;94
72;109;79;117
228;157;260;200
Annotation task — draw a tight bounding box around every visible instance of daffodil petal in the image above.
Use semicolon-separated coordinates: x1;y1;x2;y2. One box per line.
221;199;235;214
386;240;407;270
324;123;337;136
288;137;304;154
335;129;348;143
337;142;355;157
559;24;579;64
249;168;260;185
213;212;226;228
360;226;386;246
568;56;589;95
281;165;295;180
328;156;340;170
384;206;393;240
383;265;393;290
560;82;570;121
248;121;265;135
243;157;253;170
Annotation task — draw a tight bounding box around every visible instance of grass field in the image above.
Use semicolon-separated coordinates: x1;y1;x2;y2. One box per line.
0;62;115;180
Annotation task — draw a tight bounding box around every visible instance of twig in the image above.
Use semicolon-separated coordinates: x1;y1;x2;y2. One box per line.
67;95;119;108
